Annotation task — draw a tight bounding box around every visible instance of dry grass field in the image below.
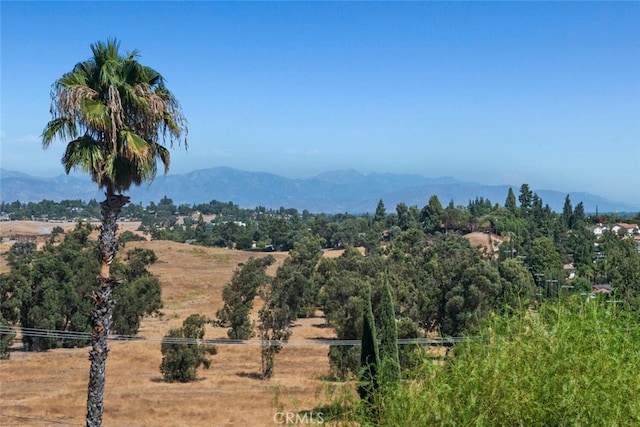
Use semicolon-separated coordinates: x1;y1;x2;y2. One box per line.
0;222;347;426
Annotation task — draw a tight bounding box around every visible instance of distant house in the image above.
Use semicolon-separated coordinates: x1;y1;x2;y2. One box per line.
592;224;609;236
611;223;639;235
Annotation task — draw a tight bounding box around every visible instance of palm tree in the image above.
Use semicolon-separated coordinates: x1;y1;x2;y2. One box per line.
42;39;187;427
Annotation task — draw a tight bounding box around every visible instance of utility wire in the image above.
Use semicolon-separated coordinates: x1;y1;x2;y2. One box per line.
0;413;82;426
0;325;467;346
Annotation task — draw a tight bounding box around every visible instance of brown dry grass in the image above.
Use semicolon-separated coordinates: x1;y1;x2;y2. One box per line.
464;231;504;258
0;222;346;426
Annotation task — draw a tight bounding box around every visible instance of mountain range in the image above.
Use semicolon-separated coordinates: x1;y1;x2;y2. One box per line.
1;167;638;214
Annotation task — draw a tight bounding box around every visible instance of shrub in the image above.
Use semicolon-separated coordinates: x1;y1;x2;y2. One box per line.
160;314;217;382
0;319;15;359
360;301;640;425
117;230;146;246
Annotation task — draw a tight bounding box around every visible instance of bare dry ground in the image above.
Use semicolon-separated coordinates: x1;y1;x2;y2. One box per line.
464;231;504;257
0;222;345;426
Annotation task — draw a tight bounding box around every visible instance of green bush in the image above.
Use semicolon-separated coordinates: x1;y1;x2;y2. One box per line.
117;230;146;246
159;314;217;382
0;319;15;359
355;301;640;426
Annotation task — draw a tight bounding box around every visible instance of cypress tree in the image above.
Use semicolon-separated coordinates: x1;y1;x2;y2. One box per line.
358;284;380;402
379;274;400;384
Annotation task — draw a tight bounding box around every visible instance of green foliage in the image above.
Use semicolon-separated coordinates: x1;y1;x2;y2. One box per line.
111;247;162;335
12;224;97;351
504;187;517;213
117;230;146;246
378;275;400;384
420;195;443;234
216;255;275;339
498;258;536;310
422;234;503;336
317;247;384;379
351;301;640;426
0;319;15;359
159;314;217;383
530;236;563;272
595;231;640;311
258;258;295;378
272;233;324;319
0;224;163;353
258;300;292;379
358;284;380;403
42;39;187;194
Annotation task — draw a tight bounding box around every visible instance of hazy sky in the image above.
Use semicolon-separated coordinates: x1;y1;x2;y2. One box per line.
1;1;639;204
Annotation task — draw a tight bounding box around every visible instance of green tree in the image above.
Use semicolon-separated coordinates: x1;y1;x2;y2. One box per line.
111;248;162;336
498;258;536;310
258;291;292;379
505;187;517;213
420;195;443;234
527;237;563;297
358;284;380;403
528;237;563;275
0;319;15;359
518;184;533;212
41;39;187;426
373;199;387;227
316;247;378;379
216;256;275;339
160;314;217;382
396;202;418;231
273;234;323;319
422;234;502;335
561;195;573;230
378;274;400;384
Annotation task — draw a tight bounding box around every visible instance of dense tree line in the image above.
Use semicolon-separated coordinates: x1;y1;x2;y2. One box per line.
210;186;639;379
0;224;162;354
3;187;639;379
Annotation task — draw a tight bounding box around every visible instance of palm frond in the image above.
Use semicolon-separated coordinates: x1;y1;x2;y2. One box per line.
44;38;188;193
42;117;78;147
152;143;171;173
120;129;152;162
61;135;104;177
80;98;110;131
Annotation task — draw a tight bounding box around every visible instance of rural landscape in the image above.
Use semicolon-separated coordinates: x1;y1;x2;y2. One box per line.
1;3;639;425
1;189;639;425
0;218;333;426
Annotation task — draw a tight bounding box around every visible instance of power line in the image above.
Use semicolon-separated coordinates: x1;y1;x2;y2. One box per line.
0;413;82;426
0;325;467;346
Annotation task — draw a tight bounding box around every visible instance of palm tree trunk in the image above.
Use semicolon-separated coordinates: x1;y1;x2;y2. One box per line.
86;194;129;427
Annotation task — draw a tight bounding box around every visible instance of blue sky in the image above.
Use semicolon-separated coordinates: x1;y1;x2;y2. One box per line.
1;1;639;205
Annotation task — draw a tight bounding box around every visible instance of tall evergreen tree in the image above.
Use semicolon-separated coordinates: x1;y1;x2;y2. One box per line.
420;195;444;234
373;199;387;226
505;187;517;213
378;274;400;384
518;184;533;212
358;284;380;402
562;195;573;229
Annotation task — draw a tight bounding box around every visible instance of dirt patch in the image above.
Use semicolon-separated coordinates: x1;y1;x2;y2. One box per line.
464;231;504;257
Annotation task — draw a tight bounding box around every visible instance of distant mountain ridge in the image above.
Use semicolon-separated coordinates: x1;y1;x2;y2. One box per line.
1;167;637;214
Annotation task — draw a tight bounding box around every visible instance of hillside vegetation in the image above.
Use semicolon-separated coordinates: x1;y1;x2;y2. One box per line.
1;188;639;425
